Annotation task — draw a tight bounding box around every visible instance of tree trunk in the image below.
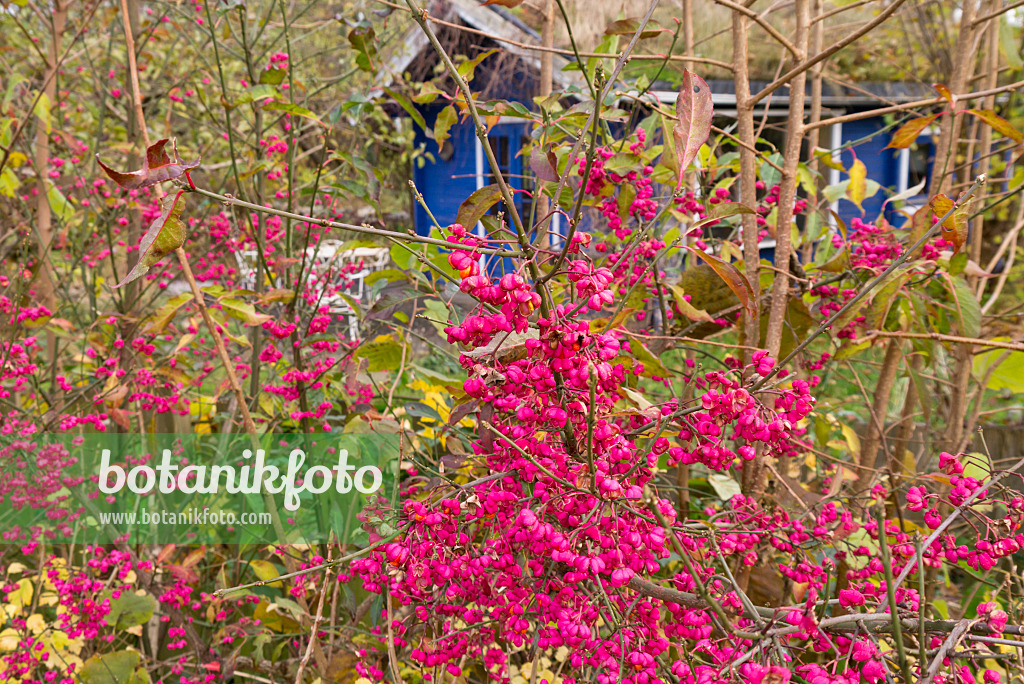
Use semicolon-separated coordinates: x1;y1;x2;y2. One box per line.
764;0;810;359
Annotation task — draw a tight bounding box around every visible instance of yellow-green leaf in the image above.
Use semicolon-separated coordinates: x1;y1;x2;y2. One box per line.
847;158;867;208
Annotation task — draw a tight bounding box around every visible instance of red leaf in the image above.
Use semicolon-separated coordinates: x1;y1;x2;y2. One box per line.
115;190;188;288
673;70;713;190
885;113;941;149
685;246;756;318
96;138;200;190
967;109;1024;144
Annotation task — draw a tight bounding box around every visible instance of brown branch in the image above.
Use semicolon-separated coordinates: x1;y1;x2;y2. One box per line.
972;0;1024;26
373;0;733;71
0;0;101;176
865;331;1024;353
857;339;902;472
807;78;1024;132
812;0;875;25
712;0;800;57
749;0;910;106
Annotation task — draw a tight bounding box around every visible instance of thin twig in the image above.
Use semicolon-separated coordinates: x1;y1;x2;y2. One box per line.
186;185;519;257
753;174;986;389
294;556;333;684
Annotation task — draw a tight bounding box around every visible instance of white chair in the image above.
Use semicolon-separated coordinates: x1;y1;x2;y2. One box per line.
234;249;260;291
304;241;390;340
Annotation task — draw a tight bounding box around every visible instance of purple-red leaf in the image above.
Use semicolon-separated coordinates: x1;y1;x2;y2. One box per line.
97;138;200;190
115;190;188;289
530;149;559;183
455;184;503;231
685;246;756;318
673;70;713;190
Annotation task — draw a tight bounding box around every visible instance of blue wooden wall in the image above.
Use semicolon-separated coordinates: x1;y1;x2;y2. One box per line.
834;117;934;230
412;100;934;267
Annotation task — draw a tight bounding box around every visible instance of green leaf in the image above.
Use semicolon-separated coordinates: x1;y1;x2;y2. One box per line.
604;18;663;39
1000;15;1023;69
706;201;755;220
389;243;416;271
685;247;756;318
221;298;272;326
834;339;871;361
348;25;378;72
823;180;849;205
79;650;140;684
105;592;157;630
796;162;818;197
421;298;452;337
434;105;458;152
384;87;425;131
262;101;323;126
974;348;1024;393
758;153;783;189
47;185;75;222
0;167;20;198
230;84;282;108
356;334;404;372
947;275;980;338
259;67;287;85
364;268;409;287
115;190;188;289
629;339;671;378
864;268;910;331
907;361;931;423
145;293;193;334
883;179;927;207
708;472;742;500
33;92;51;134
456;49;498;82
455;184;503;230
669;284;713;322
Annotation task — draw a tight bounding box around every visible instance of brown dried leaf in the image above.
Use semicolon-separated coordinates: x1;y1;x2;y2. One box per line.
96;138;200;190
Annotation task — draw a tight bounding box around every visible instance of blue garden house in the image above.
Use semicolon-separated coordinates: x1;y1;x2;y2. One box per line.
378;0;939;255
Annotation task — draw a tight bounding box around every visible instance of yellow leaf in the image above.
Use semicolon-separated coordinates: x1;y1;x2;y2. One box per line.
0;628;19;651
11;578;33;606
839;423;861;455
847;158;867;208
26;614;46;633
247;560;284;588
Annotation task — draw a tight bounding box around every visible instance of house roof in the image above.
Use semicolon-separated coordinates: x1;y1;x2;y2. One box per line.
374;0;585;96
